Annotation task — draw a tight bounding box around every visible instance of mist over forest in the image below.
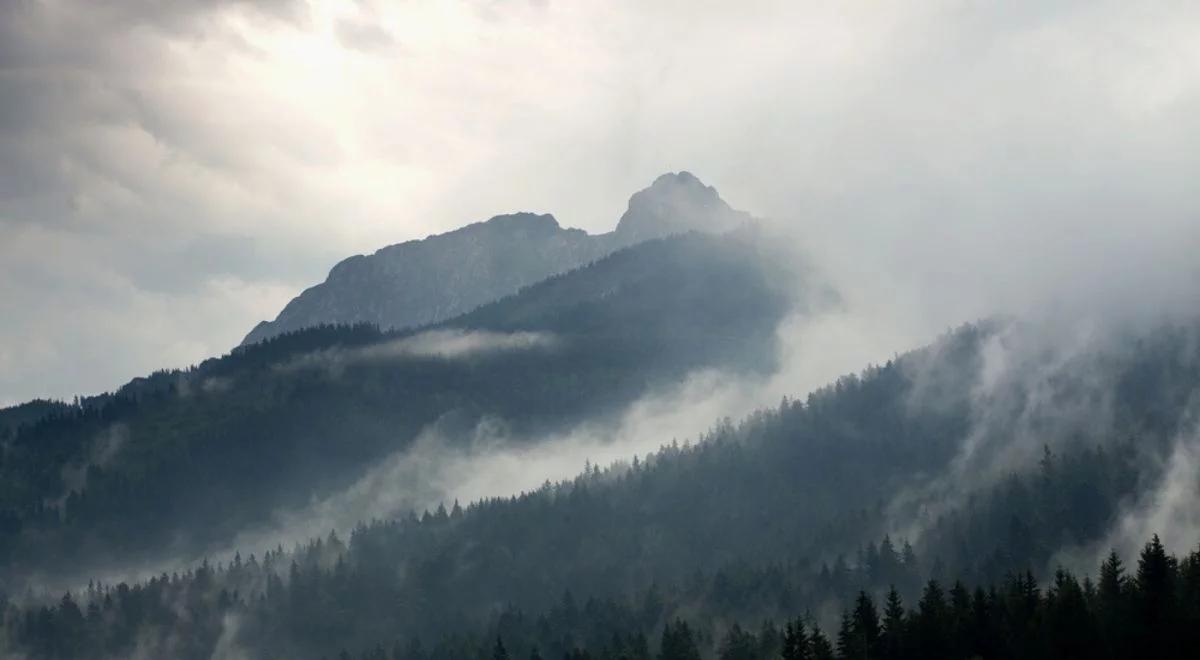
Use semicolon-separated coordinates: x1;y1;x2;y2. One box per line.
2;1;1200;659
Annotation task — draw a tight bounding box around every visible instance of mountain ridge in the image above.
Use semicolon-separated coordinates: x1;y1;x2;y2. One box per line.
240;172;750;346
0;227;800;586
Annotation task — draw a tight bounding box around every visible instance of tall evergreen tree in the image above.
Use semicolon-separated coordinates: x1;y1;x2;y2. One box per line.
913;580;948;659
782;619;811;660
658;620;701;660
493;636;511;660
849;591;882;659
881;587;905;660
1045;568;1095;659
836;610;854;660
1136;534;1176;658
717;623;757;660
809;627;836;660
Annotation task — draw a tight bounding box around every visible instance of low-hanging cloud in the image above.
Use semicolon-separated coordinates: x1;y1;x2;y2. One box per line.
32;357;787;597
57;422;130;505
1107;435;1200;558
275;328;559;375
882;319;1120;539
220;364;779;559
1054;394;1200;570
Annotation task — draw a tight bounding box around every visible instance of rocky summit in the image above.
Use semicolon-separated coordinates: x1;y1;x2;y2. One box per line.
240;172;752;346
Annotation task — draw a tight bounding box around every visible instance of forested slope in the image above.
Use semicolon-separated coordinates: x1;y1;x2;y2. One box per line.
0;230;797;584
5;318;1198;658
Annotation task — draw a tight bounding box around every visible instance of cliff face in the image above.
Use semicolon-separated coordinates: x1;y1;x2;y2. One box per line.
613;171;751;243
241;172;751;346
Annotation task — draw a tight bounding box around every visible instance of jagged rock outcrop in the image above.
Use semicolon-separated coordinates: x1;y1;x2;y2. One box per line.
613;171;751;242
241;172;751;346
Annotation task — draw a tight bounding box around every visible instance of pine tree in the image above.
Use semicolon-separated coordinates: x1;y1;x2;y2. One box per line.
947;581;971;658
967;587;995;659
850;591;882;659
809;627;836;660
1137;534;1176;657
881;587;905;660
758;620;782;659
877;536;900;585
1100;550;1128;608
493;636;510;660
718;623;757;660
782;619;811;660
1098;549;1132;657
836;610;854;659
659;620;701;660
914;580;948;659
1045;567;1095;658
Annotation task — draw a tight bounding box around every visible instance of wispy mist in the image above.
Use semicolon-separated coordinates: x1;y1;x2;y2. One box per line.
276;329;559;375
1084;397;1200;564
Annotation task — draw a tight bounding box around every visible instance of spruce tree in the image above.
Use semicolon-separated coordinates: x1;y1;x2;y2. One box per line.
809;627;836;660
659;620;701;660
851;591;882;659
881;587;906;660
493;636;510;660
782;619;811;660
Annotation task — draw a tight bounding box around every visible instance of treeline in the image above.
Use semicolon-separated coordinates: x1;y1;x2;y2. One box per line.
7;533;1200;660
816;539;1199;660
324;534;1200;660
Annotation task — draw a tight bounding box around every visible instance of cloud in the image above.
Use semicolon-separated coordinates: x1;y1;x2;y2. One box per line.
214;363;777;560
881;319;1120;541
59;422;129;502
356;329;557;360
1048;394;1200;571
276;328;559;375
1;0;1198;418
209;613;252;660
335;17;396;53
204;279;916;566
1107;429;1200;558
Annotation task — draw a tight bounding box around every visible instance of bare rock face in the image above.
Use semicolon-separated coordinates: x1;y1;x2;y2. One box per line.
613;171;751;243
240;172;750;346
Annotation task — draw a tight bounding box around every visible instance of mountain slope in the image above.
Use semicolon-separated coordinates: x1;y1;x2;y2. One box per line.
241;172;751;346
0;229;800;585
7;318;1199;659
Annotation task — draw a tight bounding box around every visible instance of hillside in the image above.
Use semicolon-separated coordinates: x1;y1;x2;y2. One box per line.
4;318;1197;658
0;229;800;587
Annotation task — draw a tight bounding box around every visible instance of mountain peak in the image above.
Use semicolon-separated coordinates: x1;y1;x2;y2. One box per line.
614;171;751;242
652;170;704;187
240;173;753;347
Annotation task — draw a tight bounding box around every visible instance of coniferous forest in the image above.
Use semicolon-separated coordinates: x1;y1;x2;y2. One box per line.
4;312;1200;658
4;4;1200;656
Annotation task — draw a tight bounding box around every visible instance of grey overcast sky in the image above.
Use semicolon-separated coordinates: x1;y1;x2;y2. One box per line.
1;0;1199;405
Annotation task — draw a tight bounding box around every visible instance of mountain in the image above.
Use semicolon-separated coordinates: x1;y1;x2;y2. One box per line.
241;172;752;346
0;228;803;586
613;170;751;242
11;171;1196;659
7;318;1199;659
